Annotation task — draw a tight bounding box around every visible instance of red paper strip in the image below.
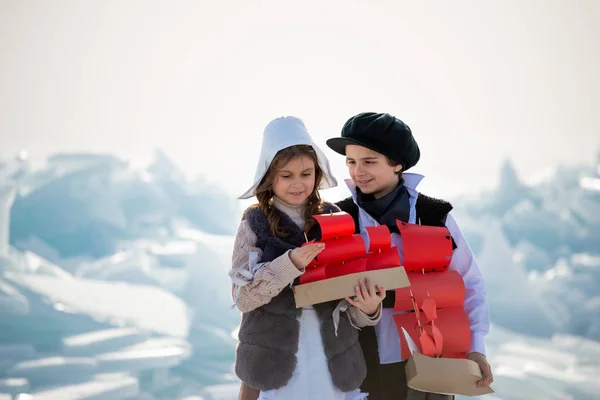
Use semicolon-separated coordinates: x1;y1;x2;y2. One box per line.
394;306;470;359
396;221;453;272
425;322;444;356
421;298;438;322
420;330;437;357
394;271;465;312
415;297;443;357
364;225;392;252
366;247;401;271
326;258;367;278
316;234;366;265
299;264;328;284
313;212;356;241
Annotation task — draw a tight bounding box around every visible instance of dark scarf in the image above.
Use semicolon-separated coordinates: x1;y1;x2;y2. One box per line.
356;178;411;233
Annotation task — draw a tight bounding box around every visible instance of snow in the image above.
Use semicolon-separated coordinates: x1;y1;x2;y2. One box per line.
1;150;599;399
29;374;139;400
95;347;189;372
0;279;29;316
465;218;559;337
6;357;98;386
62;328;150;357
0;378;30;396
470;325;600;400
0;182;16;257
5;272;191;339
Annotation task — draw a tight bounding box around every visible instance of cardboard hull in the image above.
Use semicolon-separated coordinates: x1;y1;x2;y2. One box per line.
292;266;410;308
406;352;495;397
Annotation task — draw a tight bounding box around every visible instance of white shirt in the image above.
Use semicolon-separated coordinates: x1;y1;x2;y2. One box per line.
345;173;490;363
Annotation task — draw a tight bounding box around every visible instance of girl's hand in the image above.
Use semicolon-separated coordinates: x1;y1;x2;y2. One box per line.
290;243;325;270
346;278;385;316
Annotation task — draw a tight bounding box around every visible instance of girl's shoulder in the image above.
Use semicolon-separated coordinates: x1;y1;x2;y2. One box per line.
241;203;263;219
240;204;268;229
239;204;276;241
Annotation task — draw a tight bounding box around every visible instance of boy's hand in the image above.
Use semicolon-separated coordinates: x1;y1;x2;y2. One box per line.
346;278;385;315
467;352;493;387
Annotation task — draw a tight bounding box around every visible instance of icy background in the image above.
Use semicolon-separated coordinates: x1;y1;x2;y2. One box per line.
1;150;599;400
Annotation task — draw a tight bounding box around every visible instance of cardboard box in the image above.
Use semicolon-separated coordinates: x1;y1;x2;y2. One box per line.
401;328;495;397
292;266;410;308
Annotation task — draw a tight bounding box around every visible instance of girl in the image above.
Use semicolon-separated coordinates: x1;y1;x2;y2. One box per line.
230;116;386;400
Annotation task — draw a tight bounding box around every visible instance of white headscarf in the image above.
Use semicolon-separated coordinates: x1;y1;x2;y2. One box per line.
238;116;338;199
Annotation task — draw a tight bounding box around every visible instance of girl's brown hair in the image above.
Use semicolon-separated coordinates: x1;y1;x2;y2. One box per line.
254;145;325;238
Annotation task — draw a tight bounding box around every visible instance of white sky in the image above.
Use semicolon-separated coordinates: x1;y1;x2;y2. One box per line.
1;0;599;202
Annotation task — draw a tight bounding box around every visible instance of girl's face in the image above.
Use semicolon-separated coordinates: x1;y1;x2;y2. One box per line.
345;145;402;199
271;155;316;206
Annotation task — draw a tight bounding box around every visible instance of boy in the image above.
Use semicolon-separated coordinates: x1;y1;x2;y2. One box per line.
327;112;493;400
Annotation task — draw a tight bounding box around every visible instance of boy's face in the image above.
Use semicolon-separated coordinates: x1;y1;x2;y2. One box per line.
345;145;402;199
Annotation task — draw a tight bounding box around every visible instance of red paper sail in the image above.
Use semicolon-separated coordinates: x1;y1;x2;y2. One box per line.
313;212;356;240
300;265;327;284
364;225;392;252
315;235;366;264
394;306;470;359
366;247;401;271
396;221;453;272
393;271;465;312
326;258;367;278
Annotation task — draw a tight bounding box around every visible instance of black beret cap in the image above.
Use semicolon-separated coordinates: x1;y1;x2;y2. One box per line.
326;112;421;170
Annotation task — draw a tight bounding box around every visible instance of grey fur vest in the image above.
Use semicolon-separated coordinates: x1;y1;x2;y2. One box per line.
234;202;367;392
